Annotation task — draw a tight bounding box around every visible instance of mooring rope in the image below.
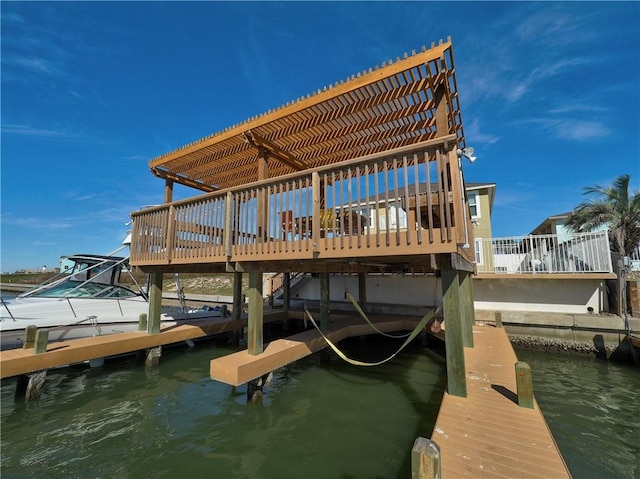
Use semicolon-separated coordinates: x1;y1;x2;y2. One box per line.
346;291;411;338
303;304;440;367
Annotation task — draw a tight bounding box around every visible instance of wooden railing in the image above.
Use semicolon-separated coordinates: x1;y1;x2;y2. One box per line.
130;137;472;269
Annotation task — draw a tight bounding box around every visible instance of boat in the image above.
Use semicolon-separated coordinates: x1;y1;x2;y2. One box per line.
0;240;223;351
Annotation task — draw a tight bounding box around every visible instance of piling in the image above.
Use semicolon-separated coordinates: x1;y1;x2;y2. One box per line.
411;437;441;479
515;361;534;408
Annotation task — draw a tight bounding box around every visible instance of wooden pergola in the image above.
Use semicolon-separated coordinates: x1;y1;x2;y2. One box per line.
148;38;465;193
131;38;475;402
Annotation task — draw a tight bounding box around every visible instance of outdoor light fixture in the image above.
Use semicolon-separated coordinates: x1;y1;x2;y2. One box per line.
457;147;477;163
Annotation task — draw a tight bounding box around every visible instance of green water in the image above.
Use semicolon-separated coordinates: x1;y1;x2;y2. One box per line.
515;348;640;479
0;334;446;479
1;332;638;479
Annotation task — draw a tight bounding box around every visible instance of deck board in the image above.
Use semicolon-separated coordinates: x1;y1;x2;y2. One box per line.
432;324;572;478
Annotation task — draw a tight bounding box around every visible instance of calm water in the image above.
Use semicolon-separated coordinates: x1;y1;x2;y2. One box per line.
1;327;638;478
514;348;640;479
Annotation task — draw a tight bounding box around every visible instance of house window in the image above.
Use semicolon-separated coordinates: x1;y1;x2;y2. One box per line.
475;238;484;265
468;192;480;218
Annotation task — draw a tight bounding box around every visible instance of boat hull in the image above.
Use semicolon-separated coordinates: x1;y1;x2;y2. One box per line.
0;297;222;350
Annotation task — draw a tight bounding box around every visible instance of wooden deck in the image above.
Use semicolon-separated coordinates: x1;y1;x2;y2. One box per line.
432;324;572;478
0;310;287;379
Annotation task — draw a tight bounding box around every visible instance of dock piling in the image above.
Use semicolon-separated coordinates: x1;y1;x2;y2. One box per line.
515;361;534;408
411;437;441;479
138;313;148;331
22;325;37;349
34;329;49;355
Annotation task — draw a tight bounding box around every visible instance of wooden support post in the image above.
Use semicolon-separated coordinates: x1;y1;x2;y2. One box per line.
495;311;503;328
138;313;147;331
15;370;47;402
148;272;163;335
146;346;162;367
411;437;441;479
15;328;50;401
320;272;330;330
358;272;367;313
459;271;474;348
247;372;272;402
34;329;49;354
22;325;37;349
515;361;534;409
441;256;467;397
248;270;264;355
232;271;243;321
283;272;291;312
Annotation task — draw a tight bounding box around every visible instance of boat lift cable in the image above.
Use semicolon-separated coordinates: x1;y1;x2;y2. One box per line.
345;291;411;339
302;303;440;367
345;278;439;339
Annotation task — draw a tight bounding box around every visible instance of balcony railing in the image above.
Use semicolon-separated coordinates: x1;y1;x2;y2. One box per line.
475;231;613;274
129;139;473;270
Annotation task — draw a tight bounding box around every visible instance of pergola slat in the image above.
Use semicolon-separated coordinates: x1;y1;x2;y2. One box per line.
148;39;464;192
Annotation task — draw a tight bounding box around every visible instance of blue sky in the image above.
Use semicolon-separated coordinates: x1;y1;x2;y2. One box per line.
1;1;639;273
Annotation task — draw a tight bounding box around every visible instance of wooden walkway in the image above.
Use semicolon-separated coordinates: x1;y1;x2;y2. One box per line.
432;324;572;478
0;310;287;379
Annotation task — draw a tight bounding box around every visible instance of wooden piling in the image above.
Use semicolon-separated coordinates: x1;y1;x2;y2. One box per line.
232;271;243;321
320;272;330;330
495;311;503;328
515;361;534;408
283;272;290;312
34;329;49;355
411;437;441;479
22;325;37;349
148;272;163;334
440;256;467;398
459;271;474;348
145;346;162;367
248;270;264;355
138;313;148;331
358;272;367;313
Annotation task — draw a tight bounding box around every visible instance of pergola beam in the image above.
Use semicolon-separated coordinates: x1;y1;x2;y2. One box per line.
244;130;309;172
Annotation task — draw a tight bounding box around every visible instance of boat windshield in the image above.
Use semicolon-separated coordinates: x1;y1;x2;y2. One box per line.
34;280;140;299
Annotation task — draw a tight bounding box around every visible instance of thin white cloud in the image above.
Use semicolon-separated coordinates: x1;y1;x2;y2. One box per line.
1;124;79;139
464;118;500;146
526;118;611;141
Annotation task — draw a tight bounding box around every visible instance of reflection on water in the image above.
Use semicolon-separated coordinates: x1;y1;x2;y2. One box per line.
515;349;640;479
1;335;446;479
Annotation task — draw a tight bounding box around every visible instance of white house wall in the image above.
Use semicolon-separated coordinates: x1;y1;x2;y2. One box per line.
289;274;608;316
291;274;441;307
472;277;608;315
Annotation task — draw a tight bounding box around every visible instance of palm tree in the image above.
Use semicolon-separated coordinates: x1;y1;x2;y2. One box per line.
566;174;640;257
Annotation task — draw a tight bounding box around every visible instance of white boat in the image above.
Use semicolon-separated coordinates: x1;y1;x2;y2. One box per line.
0;244;223;351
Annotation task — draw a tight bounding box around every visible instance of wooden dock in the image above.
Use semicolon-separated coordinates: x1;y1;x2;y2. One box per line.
431;324;572;478
0;310;287;379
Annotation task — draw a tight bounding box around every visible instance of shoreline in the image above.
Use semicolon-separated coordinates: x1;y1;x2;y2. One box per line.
509;333;638;363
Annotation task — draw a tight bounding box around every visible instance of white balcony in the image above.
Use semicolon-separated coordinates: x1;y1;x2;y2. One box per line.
474;231;613;275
